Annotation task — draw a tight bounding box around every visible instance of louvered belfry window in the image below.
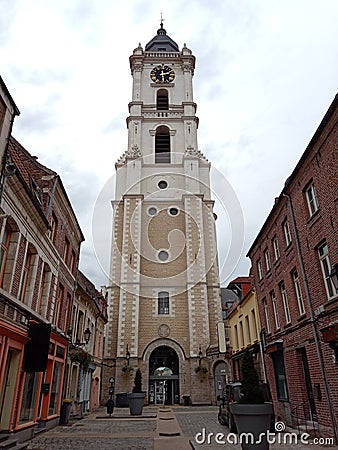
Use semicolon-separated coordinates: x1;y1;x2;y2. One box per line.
155;126;170;163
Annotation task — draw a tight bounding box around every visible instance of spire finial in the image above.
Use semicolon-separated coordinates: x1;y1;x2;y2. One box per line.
160;12;164;28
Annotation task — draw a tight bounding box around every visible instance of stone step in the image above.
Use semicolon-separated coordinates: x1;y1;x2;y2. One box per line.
0;438;18;449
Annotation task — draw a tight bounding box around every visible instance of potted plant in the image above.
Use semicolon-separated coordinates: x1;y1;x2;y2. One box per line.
229;349;273;450
128;368;145;415
122;363;133;374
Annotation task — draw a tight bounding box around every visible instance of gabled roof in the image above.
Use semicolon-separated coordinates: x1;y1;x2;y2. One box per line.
145;23;179;52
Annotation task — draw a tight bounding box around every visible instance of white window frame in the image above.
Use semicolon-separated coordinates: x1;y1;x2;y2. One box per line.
293;270;305;316
318;243;336;299
272;237;280;261
264;249;271;272
271;290;280;330
280;282;291;324
283;221;292;246
306;183;319;216
158;291;169;315
263;298;271;334
257;259;263;280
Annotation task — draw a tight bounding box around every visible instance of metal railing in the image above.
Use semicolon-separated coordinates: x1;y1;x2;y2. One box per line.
291;401;319;437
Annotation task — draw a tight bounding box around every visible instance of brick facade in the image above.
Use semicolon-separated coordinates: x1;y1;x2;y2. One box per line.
247;94;338;440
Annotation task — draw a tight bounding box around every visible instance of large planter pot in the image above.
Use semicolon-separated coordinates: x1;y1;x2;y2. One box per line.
229;403;273;450
128;392;145;416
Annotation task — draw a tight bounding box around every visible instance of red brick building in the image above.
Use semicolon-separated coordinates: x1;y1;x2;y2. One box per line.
247;94;338;441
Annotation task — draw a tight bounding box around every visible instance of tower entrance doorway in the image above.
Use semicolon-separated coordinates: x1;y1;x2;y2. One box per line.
148;346;179;405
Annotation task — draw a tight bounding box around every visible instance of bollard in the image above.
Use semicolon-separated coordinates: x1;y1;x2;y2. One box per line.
106;398;114;416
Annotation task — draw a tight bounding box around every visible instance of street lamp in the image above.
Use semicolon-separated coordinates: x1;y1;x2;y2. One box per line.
330;264;338;292
126;344;130;364
198;345;203;366
84;327;91;344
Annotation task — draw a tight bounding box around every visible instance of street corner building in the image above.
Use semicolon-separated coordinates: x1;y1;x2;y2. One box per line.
102;23;227;406
0;76;85;440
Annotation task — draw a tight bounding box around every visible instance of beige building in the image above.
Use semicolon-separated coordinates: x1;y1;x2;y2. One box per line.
103;24;224;405
66;271;107;415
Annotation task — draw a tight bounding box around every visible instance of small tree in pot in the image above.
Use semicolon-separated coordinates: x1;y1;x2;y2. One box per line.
128;368;145;415
229;349;273;450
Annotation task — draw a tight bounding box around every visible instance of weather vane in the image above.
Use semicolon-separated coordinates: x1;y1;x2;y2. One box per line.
160;13;165;27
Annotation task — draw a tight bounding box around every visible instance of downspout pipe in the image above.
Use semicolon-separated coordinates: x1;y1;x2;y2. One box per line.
283;192;338;444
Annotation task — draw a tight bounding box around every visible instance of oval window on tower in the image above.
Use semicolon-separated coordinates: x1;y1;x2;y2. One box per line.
158;180;168;190
158;250;169;262
168;207;179;216
147;206;158;216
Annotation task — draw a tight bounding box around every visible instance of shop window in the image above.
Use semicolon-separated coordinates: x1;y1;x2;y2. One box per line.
19;372;40;424
48;361;62;416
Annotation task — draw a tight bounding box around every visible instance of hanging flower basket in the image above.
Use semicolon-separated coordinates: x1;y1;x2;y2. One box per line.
194;365;208;375
122;364;133;374
70;349;92;373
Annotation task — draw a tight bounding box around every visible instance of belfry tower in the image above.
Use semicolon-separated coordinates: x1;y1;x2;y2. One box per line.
103;23;224;405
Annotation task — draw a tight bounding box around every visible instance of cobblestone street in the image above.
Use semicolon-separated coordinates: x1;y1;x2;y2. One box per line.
26;406;337;450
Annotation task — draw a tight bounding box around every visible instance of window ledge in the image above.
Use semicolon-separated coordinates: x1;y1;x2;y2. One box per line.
307;209;321;227
297;313;306;322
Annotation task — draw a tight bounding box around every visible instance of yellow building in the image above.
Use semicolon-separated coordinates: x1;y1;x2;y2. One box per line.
227;280;265;382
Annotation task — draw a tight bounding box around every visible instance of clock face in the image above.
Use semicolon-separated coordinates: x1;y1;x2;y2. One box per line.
150;64;175;83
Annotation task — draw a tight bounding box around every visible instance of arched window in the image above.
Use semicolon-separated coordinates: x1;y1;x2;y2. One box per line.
155;126;170;163
157;89;168;110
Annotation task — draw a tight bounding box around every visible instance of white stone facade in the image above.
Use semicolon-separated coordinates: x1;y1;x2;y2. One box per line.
103;26;223;405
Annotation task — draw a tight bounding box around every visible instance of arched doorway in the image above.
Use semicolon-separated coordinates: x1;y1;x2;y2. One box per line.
148;346;179;405
214;361;231;400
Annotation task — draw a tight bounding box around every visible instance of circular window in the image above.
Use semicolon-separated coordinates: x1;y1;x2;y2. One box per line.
158;180;168;190
147;206;158;216
158;250;169;262
168;207;179;216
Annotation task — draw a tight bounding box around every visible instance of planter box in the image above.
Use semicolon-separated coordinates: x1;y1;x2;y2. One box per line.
230;403;273;450
128;392;145;416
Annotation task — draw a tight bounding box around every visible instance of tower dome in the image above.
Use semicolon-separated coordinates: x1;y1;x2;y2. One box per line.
145;22;179;52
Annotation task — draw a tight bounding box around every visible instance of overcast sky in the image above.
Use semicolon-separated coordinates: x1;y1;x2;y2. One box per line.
1;0;338;288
